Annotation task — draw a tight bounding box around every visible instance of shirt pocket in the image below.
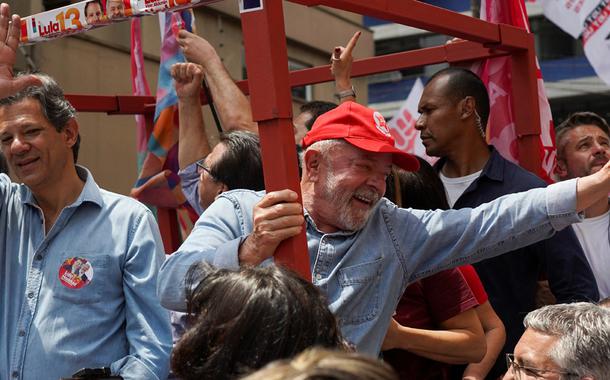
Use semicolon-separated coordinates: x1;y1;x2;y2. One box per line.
337;257;382;325
52;252;111;305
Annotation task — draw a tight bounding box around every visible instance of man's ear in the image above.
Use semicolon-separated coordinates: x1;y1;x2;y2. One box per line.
63;119;79;149
304;149;322;181
555;158;568;179
460;96;476;120
217;183;229;195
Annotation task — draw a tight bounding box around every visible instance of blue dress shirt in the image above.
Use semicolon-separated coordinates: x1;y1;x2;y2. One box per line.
158;178;582;356
0;167;172;380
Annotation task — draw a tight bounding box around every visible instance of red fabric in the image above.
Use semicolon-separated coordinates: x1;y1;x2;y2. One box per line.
302;101;420;171
383;268;479;380
459;265;488;305
475;0;557;183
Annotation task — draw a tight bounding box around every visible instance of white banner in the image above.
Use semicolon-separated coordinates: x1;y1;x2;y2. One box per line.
386;78;437;164
538;0;599;38
538;0;610;86
582;1;610;83
20;0;218;44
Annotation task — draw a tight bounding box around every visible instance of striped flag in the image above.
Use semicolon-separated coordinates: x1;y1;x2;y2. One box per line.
130;10;198;236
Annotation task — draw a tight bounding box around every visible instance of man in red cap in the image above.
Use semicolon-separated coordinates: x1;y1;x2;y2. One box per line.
159;100;610;356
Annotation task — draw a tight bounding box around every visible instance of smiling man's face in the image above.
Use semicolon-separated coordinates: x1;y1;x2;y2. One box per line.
0;98;75;191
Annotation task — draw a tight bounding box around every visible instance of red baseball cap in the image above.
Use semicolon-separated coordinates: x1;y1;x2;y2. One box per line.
302;101;420;171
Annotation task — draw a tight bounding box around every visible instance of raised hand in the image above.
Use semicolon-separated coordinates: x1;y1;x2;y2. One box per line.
331;31;361;91
176;29;221;71
171;62;203;99
239;190;305;266
0;3;41;98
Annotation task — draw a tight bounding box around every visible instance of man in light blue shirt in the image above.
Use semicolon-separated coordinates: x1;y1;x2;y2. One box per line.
158;101;610;356
0;72;172;379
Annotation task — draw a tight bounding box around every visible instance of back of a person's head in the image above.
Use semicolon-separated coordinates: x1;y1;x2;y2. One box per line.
385;156;449;210
523;302;610;379
214;130;265;191
300;101;338;131
171;264;345;380
241;348;399;380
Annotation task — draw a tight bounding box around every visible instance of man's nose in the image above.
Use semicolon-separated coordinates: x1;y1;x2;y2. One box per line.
10;137;30;155
414;114;424;130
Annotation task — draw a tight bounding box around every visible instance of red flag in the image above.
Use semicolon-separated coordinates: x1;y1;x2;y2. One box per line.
475;0;556;182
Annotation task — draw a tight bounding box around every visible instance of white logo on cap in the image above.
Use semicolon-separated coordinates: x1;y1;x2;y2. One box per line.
373;112;391;136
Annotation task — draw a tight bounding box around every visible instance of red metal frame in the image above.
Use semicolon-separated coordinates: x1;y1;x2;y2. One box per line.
66;0;542;277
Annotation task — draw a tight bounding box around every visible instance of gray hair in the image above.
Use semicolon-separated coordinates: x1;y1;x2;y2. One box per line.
523;302;610;380
0;73;80;162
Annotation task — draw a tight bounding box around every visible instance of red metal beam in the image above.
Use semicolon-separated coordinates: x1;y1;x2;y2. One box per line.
67;41;509;114
291;0;503;45
240;1;311;281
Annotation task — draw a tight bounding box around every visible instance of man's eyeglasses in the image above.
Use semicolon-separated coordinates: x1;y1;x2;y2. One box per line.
196;159;217;181
506;354;578;379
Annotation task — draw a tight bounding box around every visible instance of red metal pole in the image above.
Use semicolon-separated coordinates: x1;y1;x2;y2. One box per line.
509;33;542;175
240;0;311;281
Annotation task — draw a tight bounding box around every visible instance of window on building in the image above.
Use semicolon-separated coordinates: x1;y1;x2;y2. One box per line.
288;59;313;103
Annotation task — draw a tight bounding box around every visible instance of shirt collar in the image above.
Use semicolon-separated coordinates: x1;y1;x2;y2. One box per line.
22;165;104;209
434;145;504;182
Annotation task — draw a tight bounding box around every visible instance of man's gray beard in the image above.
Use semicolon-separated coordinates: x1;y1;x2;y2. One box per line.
321;172;380;232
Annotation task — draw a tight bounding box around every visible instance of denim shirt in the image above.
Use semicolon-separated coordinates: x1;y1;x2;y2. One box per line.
158;179;581;355
0;167;172;380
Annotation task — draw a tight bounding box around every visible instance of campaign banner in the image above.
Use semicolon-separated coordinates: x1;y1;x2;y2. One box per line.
582;1;610;83
20;0;219;44
538;0;599;38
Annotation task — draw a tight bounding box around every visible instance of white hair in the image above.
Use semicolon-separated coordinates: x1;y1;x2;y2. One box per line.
523;302;610;380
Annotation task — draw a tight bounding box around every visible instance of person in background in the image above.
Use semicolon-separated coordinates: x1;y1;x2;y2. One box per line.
503;303;610;380
555;111;610;299
414;67;598;378
384;157;505;380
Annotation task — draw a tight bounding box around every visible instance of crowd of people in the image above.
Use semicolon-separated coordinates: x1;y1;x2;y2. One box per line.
1;2;609;379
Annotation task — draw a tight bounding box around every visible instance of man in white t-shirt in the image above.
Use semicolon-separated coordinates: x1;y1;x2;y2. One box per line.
414;67;598;378
556;112;610;298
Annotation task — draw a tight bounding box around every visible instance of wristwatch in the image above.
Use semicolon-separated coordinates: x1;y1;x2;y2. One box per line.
334;86;356;100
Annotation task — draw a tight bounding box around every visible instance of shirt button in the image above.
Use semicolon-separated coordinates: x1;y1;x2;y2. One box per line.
315;274;322;281
35;255;43;261
12;371;18;378
18;330;25;337
27;292;34;299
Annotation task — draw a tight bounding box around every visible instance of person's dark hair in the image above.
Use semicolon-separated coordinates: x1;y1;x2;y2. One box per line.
0;73;80;163
0;152;8;174
85;0;103;16
428;67;490;129
385;156;449;210
210;130;264;191
171;263;346;380
555;112;610;158
300;101;338;131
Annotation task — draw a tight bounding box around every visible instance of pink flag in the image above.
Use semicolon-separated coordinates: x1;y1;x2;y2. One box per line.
476;0;556;182
130;17;152;169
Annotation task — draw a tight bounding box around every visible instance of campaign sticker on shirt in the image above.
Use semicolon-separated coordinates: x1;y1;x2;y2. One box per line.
58;257;93;289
